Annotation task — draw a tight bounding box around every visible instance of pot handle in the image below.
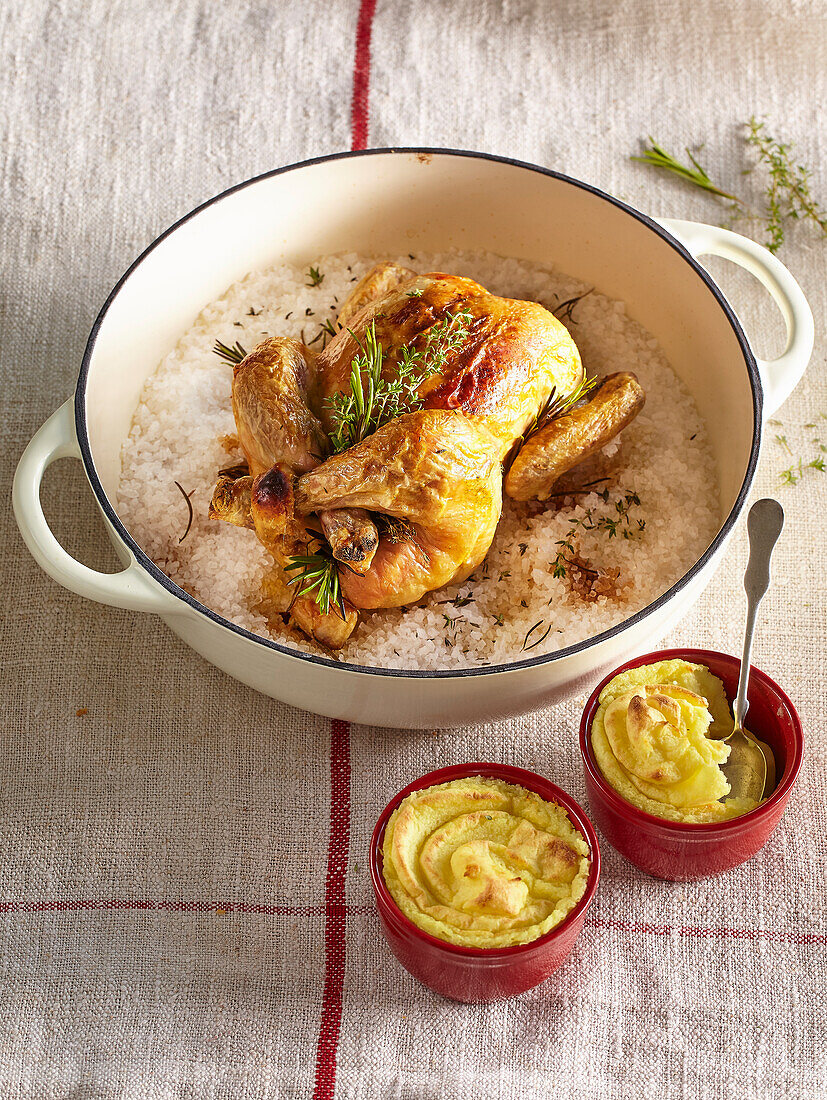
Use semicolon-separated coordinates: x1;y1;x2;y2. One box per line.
13;399;170;613
658;219;814;418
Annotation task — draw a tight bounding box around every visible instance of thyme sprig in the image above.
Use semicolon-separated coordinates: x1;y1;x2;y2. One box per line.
745;117;827;253
779;456;825;486
213;339;247;365
552;491;645;578
375;513;417;544
326;310;472;453
284;542;346;619
306;266;325;287
523;374;600;442
553;290;593;324
770;415;827;486
522;620;553;652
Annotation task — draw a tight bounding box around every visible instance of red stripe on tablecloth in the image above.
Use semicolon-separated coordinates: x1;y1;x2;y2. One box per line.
2;898;823;947
584;916;827;946
0;900;372;916
350;0;378;150
312;719;352;1100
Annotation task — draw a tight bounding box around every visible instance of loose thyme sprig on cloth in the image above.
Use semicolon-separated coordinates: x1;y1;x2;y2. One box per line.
771;415;827;486
745;118;827;253
633;120;827;254
326;310;473;453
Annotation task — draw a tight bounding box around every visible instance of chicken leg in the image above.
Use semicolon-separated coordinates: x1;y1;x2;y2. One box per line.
294;409;503;608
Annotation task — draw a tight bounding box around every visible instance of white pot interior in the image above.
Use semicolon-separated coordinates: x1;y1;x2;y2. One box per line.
82;152;756;545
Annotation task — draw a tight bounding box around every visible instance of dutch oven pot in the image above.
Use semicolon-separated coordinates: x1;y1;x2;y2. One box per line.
13;150;814;728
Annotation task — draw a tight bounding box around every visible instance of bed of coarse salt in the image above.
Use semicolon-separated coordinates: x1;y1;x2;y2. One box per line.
117;249;720;670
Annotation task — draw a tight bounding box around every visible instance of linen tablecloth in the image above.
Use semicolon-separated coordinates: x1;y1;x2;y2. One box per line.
2;1;825;1096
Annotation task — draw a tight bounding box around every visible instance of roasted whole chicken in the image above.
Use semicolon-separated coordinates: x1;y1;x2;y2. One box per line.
210;262;645;647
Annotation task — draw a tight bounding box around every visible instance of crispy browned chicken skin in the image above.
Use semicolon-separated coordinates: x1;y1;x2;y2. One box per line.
209;262;644;647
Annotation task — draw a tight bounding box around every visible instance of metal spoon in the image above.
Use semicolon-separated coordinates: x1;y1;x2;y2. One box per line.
720;498;784;803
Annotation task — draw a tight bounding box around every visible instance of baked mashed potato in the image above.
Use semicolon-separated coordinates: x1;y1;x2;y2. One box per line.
381;776;591;948
591;659;761;823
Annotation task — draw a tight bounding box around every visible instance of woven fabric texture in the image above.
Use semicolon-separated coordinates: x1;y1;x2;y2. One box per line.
1;1;825;1097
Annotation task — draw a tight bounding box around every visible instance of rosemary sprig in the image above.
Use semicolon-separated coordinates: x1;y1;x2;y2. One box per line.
326;310;472;453
523;374;600;442
553;290;593;324
213;339;247;365
632;138;740;201
173;481;195;544
284;542;346;619
306;265;325;287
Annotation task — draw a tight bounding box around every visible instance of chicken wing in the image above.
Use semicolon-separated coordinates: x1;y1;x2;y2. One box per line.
505;372;645;501
230;336;378;569
210;337;361;647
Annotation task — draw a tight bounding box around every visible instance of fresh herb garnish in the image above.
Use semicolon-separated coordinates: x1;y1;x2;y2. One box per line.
438;593;474;608
522;620;552;652
173;481;195;544
523;374;600;442
553;290;593;324
780;455;826;485
406;288;423;297
745;118;827;253
326;311;472;453
316;317;341;349
284;542;346;619
632;138;740;202
375;513;416;544
306;266;325;288
551;492;645;578
213;339;247;365
633;121;827;253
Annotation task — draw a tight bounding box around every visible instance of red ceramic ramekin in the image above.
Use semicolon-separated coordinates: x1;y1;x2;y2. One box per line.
369;762;601;1003
579;648;803;881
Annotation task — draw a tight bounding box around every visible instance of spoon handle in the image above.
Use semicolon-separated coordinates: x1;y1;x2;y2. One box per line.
734;498;785;730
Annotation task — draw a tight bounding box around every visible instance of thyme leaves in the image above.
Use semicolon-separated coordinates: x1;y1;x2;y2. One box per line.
325;310;472;454
522;374;600;443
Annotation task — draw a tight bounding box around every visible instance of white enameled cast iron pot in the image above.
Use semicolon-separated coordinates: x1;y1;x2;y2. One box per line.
14;150;814;728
